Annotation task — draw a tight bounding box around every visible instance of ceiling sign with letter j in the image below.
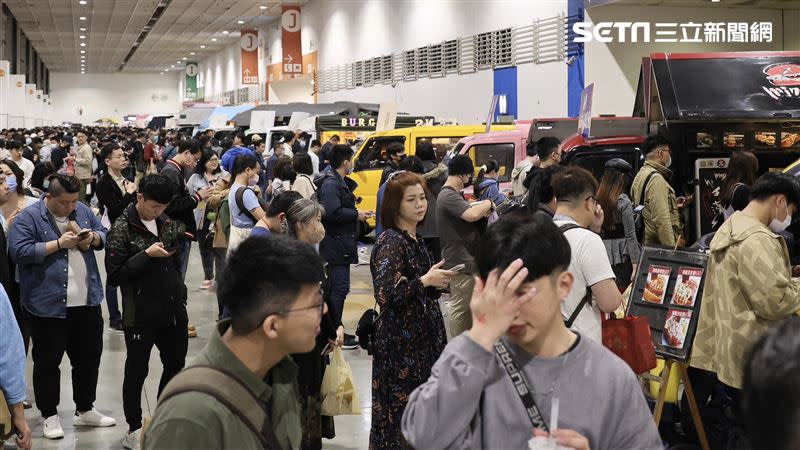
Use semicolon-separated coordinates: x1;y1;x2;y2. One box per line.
241;28;259;84
281;5;303;75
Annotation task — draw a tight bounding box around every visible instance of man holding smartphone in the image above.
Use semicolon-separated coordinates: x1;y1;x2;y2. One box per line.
105;174;188;450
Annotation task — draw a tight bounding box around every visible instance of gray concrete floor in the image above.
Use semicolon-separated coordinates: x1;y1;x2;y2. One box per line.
12;243;390;450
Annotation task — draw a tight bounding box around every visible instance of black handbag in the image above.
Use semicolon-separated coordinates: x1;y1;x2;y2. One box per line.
355;304;380;355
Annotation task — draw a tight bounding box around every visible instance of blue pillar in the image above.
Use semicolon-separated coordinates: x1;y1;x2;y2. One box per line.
493;67;518;121
567;0;585;117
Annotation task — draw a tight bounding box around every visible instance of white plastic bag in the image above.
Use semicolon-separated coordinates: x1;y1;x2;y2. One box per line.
320;347;360;415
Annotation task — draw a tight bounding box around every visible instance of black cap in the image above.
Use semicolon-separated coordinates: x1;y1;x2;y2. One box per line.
604;158;633;174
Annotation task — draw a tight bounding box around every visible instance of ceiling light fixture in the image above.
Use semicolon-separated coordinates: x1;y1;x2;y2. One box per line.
80;27;86;31
222;30;229;34
80;43;86;47
211;38;217;41
182;57;187;60
200;45;206;48
160;72;164;74
80;35;86;39
170;65;175;67
190;52;195;55
237;20;244;24
80;50;86;53
79;0;87;4
260;5;267;9
79;16;87;20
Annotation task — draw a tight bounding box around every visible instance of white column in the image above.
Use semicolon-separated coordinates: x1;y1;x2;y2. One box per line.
0;61;9;129
8;75;25;128
24;83;36;128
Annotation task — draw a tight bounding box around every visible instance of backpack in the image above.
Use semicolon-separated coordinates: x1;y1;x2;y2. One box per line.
558;223;593;328
633;171;657;242
234;186;258;224
144;365;282;449
213;198;232;249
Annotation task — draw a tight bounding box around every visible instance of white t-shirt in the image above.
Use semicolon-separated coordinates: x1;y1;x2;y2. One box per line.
53;215;89;307
308;151;320;175
141;218;158;236
13;156;35;188
553;215;616;342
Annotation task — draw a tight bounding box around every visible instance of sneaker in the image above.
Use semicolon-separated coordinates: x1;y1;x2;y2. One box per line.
109;323;124;333
122;428;142;450
73;409;116;427
342;336;359;350
43;415;64;439
200;279;214;290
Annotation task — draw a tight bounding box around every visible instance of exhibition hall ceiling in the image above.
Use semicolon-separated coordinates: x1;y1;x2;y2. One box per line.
6;0;306;74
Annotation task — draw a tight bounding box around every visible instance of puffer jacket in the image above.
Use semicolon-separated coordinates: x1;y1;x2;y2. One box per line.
631;160;682;247
316;170;359;265
105;204;188;328
691;211;800;389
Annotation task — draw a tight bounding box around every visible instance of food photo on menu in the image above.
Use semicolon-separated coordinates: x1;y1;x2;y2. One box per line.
696;132;715;148
781;132;800;149
663;309;692;349
723;132;744;149
670;267;703;308
755;131;777;148
642;265;672;304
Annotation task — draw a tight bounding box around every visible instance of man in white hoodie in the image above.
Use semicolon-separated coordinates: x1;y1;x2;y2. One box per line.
510;141;539;197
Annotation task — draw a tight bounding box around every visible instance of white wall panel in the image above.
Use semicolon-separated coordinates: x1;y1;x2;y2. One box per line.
50;73;180;124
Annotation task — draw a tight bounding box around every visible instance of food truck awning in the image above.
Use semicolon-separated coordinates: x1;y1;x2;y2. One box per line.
636;51;800;122
233;101;381;127
200;105;255;130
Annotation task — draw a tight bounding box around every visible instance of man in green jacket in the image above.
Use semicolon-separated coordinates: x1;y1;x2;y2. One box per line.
631;135;684;247
143;236;327;450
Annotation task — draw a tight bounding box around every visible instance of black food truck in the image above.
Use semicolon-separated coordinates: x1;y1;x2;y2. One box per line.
634;51;800;247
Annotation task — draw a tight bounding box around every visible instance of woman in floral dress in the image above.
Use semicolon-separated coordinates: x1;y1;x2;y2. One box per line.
369;171;456;450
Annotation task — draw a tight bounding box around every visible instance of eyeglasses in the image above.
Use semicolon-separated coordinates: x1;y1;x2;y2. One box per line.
255;287;325;327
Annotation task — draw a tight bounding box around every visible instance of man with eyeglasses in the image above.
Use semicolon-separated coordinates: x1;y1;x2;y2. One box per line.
105;174;185;450
143;235;327;450
160;139;209;337
552;167;622;342
631;134;685;247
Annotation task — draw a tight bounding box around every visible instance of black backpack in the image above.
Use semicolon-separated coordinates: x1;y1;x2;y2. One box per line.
633;171;657;242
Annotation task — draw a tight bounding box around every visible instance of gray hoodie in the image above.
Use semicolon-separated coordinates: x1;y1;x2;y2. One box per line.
511;158;538;197
402;333;662;450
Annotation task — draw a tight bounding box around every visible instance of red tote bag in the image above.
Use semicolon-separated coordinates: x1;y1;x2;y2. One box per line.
602;314;657;374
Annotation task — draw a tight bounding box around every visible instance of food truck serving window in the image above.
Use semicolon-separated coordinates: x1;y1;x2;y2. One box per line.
469;143;515;182
356;137;406;170
417;137;464;162
566;144;642;181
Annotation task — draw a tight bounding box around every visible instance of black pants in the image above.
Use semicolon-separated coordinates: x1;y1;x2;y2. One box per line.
123;321;188;431
30;305;104;418
197;229;224;281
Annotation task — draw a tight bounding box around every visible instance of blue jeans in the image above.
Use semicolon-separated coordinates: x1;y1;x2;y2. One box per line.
105;280;121;326
328;264;351;327
177;240;192;282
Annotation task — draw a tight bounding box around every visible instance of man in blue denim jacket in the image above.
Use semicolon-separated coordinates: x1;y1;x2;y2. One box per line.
9;174;116;440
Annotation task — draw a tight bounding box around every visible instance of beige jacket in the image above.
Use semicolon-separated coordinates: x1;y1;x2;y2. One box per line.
691;212;800;388
75;143;94;180
631;160;682;247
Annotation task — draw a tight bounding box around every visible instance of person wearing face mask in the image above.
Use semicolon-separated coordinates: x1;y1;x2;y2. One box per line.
226;154;266;254
436;155;494;338
552;167;622;342
689;172;800;446
631;135;684;247
315;144;369;349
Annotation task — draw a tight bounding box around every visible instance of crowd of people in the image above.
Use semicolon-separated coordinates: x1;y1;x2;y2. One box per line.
0;125;799;450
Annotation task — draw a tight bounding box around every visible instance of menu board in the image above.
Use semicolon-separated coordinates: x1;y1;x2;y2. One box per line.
694;158;729;238
627;247;709;362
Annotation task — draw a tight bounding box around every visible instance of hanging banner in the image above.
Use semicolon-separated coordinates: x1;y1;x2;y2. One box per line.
185;62;198;99
578;83;594;138
281;5;303;74
241;29;259;84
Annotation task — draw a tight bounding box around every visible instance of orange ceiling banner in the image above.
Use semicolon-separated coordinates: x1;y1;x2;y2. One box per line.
281;5;302;75
241;28;259;84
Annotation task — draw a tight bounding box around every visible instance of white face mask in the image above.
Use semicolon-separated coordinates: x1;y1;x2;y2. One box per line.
769;201;792;233
661;149;672;168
